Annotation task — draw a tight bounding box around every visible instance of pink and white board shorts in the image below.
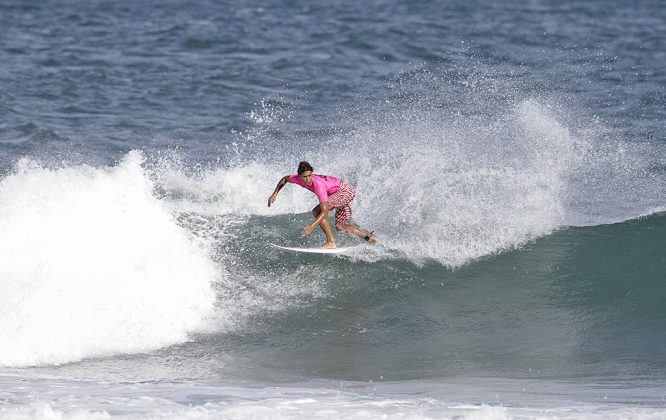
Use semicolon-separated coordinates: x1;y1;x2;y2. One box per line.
327;181;356;225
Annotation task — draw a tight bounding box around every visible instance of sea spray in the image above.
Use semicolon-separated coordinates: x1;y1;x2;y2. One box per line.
146;97;583;267
0;151;218;367
143;69;663;270
183;92;585;267
152;161;312;217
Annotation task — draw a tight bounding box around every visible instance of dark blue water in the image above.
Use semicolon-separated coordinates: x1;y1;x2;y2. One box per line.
3;1;664;158
1;0;665;418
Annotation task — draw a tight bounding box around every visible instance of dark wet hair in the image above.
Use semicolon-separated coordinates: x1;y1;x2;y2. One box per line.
297;161;313;175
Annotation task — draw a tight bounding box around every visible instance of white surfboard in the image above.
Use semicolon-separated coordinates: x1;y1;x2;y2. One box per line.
270;243;352;254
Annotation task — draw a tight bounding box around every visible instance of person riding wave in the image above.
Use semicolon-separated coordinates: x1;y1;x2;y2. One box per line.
268;161;376;249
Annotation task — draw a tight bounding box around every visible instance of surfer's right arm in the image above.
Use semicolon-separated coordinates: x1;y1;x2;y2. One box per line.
268;175;290;207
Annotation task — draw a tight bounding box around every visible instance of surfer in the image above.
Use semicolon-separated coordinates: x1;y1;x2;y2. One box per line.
268;161;376;249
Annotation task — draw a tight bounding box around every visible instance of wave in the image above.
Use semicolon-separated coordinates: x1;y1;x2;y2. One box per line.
1;147;663;370
1;72;663;369
154;99;576;267
0;151;219;367
220;212;666;381
154;92;665;267
144;67;666;269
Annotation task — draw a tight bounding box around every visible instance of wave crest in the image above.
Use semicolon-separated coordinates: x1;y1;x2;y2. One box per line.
0;151;218;367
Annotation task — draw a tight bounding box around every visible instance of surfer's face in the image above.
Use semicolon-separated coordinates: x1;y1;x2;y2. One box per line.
299;171;313;185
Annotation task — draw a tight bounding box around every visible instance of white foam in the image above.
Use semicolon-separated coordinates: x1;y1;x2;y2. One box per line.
0;151;218;367
2;388;666;420
145;92;666;269
145;99;583;267
312;98;580;266
153;161;314;217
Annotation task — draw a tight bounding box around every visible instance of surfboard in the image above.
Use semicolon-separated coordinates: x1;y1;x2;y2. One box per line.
270;244;352;254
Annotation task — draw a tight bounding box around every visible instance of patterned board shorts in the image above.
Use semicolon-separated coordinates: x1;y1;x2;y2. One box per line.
327;181;356;225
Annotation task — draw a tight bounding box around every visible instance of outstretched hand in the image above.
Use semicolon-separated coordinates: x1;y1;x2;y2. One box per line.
267;194;276;207
302;224;315;236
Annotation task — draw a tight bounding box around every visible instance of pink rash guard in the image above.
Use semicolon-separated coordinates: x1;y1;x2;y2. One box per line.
289;174;341;203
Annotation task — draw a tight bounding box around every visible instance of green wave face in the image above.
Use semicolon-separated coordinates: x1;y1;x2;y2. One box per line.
216;213;666;382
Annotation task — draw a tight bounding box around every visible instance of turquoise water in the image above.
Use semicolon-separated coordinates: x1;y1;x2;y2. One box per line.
1;0;665;418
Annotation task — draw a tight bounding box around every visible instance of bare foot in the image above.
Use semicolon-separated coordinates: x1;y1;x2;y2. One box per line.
321;241;336;249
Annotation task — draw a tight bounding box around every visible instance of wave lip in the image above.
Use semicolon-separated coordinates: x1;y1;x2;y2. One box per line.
0;151;218;367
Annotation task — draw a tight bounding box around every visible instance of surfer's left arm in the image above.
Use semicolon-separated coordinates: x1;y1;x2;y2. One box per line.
302;202;329;236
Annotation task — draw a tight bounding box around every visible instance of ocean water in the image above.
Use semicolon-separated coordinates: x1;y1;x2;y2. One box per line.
1;0;665;418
